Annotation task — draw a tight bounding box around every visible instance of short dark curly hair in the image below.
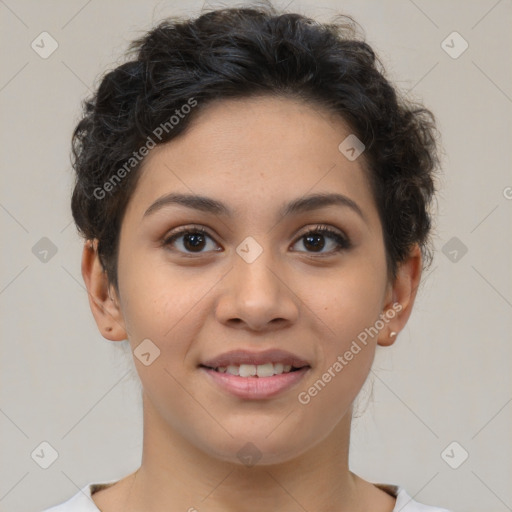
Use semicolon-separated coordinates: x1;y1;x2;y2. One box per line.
71;2;440;290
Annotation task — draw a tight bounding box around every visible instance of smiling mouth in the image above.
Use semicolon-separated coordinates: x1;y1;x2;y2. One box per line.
200;363;311;400
199;363;309;377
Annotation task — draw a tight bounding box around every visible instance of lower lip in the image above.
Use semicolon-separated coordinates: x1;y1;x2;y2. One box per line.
201;367;310;400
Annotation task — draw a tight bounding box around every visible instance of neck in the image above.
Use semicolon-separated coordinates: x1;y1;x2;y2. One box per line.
123;394;369;512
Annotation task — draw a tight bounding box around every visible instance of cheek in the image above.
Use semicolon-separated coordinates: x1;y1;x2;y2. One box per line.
117;259;224;397
117;247;200;339
296;291;379;431
308;261;385;391
317;263;385;338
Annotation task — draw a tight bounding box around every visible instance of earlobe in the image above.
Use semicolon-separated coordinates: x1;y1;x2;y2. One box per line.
377;244;423;347
81;239;127;342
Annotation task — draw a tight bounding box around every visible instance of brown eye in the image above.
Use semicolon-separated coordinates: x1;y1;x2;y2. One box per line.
292;225;351;254
163;227;220;254
162;224;351;256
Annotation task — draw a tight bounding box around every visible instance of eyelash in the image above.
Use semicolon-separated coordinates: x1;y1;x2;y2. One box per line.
162;224;351;256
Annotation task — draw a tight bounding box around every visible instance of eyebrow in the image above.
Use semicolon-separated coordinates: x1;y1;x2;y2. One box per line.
143;192;367;223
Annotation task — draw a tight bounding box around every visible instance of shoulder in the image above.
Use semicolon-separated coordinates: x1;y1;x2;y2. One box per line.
39;481;117;512
375;483;452;512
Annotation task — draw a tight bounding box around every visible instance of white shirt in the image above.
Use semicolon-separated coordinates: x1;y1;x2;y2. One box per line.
40;480;452;511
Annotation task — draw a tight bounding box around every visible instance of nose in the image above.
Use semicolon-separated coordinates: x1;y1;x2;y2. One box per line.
214;246;300;332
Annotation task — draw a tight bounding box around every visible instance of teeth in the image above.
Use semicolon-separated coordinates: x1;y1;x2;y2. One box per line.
274;363;284;374
256;363;274;377
214;362;300;377
239;364;257;377
227;365;239;376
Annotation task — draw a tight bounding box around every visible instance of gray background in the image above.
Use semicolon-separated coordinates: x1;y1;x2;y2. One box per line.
1;1;511;511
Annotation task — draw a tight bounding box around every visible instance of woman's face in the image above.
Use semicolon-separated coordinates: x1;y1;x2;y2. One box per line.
107;95;400;464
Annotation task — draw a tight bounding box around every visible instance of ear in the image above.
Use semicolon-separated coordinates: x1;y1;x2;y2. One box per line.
81;239;127;341
377;244;423;347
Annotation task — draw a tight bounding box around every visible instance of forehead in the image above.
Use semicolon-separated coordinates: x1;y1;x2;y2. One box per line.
124;95;379;229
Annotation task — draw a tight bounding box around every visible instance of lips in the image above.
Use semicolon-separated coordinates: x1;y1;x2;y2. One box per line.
200;348;311;370
202;365;310;399
199;349;312;399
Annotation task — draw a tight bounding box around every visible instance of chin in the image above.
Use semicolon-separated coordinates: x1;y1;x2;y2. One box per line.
192;426;315;467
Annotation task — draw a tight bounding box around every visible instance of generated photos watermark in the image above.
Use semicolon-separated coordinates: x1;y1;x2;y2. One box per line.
297;301;403;405
93;97;198;200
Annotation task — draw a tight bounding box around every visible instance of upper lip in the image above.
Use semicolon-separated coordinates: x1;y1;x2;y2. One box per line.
201;349;311;369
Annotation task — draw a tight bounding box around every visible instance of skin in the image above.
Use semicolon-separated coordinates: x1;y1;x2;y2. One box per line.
82;95;422;512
